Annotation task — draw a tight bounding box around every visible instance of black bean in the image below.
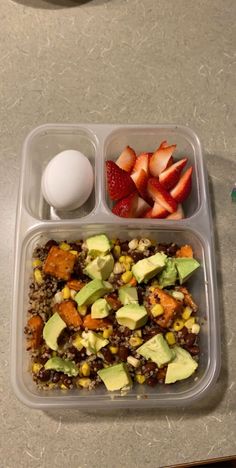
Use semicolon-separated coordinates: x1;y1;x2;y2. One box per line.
45;240;58;251
101;347;113;363
167;244;179;256
186;345;199;356
52;372;61;383
120;242;129;252
185;333;196;347
118;346;129;361
38;368;51;382
146;376;157;387
90;360;103;376
131;251;144;262
69;242;82;252
61;375;72;387
143;362;157;373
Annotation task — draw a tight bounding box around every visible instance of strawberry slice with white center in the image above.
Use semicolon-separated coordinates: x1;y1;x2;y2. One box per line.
116;146;136;173
112;192;150;218
149;143;176;177
131;168;148;200
159;158;188;190
149;202;169;218
166;204;184;219
147;178;177;213
132;152;150;175
106;160;136;201
170;167;193;203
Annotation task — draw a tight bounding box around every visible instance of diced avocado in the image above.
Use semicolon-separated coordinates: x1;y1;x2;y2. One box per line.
137;333;175;367
81;331;108;354
43;312;66;351
86;234;111;257
165;346;198;383
84;254;114;280
75;279;112;307
118;286;138;305
91;298;111;319
132;252;167;283
158;258;177;288
116;304;147;330
175;258;200;284
98;363;132;391
44;356;79;377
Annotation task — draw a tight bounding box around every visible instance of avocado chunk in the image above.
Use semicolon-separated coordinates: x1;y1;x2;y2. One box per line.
84;254;114;280
75;279;112;307
137;333;175;367
175;258;200;284
165;346;198;383
116;304;147;330
132;252;167;283
98;363;132;391
158;258;177;288
44;356;79;377
91;298;111;319
86;234;111;257
118;286;138;305
43;312;66;351
81;331;109;354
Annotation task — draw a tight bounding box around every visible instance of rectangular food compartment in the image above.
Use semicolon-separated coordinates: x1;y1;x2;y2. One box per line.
22;125;98;220
11;223;220;409
102;125;204;220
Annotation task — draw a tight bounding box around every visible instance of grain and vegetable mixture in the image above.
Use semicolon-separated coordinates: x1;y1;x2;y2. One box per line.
25;234;201;393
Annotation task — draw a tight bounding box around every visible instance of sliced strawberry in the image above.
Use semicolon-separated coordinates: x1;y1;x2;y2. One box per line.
170;167;193;203
116;146;136;173
147;178;177;213
112;192;138;218
143;209;153;218
149;143;176;177
131;169;148;199
136;197;151;217
159;158;188;190
133;152;149;175
149;202;169;218
106;160;136;201
166;204;184;219
159;140;169;149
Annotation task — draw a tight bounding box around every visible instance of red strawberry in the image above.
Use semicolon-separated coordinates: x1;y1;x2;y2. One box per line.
106;160;136;201
149;143;176;177
166;204;184;219
131;169;148;199
147;178;177;213
159;158;188;190
143;209;153;218
149;202;169;219
159;140;169;149
170;167;193;203
116;146;136;173
133;152;149;175
112;192;149;218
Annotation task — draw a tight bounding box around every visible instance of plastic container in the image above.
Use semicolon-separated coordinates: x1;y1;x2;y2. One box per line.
11;124;220;409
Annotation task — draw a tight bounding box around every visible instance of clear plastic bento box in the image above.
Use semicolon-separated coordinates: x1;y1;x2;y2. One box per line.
11;124;221;409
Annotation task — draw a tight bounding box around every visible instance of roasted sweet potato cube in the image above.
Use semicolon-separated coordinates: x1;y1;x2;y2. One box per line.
66;279;86;291
26;315;44;350
43;246;76;280
154;287;182;328
56;300;83;328
176;244;193;258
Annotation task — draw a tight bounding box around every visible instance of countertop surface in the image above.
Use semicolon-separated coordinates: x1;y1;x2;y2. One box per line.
0;0;235;467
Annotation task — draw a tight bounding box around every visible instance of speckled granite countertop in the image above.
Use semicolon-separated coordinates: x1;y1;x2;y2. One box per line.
0;0;235;467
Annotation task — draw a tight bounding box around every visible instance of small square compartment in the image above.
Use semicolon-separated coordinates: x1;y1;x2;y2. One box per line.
103;125;204;220
22;125;98;220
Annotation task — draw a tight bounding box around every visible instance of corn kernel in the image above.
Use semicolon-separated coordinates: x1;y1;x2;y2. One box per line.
151;304;164;317
124;262;131;271
109;346;118;354
121;271;133;283
59;242;71;251
32;259;42;268
192;323;200;334
173;318;185;331
111;238;117;245
69;250;78;256
134;329;142;337
81;362;90;377
136;374;145;384
73;334;83;351
113;245;121;259
32;363;43;374
62;285;71;299
127;356;140;367
125;256;133;264
165;331;176;345
48;383;56;390
184;317;196;330
182;306;192;320
60;384;69;390
119;255;126;263
78;305;87;316
103;327;113;339
129;336;143;347
77;378;91;388
34;269;43;284
149;286;155;292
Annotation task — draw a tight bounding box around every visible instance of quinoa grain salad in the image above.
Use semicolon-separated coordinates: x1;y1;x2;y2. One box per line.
25;234;201;393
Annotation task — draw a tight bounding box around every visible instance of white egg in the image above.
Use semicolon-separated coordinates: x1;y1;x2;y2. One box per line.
41;150;94;211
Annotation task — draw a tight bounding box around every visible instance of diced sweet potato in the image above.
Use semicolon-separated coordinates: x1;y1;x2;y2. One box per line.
83;314;111;330
66;279;86;291
105;293;122;311
152;287;182;328
57;300;83;328
178;286;198;312
176;244;193;258
43;246;76;280
26;315;44;350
